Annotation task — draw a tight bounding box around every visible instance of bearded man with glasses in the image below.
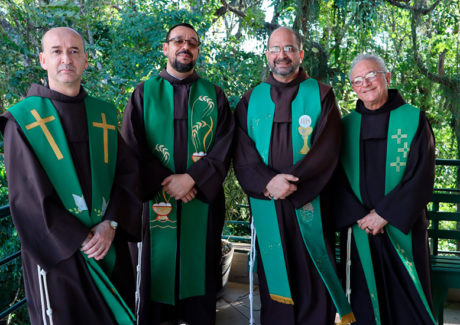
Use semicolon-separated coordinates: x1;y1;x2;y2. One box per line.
122;23;234;325
332;53;436;324
234;26;354;325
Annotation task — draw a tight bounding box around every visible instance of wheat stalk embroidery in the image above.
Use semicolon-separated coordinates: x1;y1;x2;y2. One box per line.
155;144;170;164
191;96;215;152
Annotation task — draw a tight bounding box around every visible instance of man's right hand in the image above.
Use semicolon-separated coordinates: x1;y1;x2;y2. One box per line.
81;221;115;260
265;174;299;200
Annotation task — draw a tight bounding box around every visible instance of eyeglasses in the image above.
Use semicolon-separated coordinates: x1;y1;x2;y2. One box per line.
268;45;298;54
350;71;386;87
166;37;201;49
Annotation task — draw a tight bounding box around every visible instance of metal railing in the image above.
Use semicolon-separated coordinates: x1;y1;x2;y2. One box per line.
1;158;460;320
221;158;460;241
0;204;25;321
223;218;251;242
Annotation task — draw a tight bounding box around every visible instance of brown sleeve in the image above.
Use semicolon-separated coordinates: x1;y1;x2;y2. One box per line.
233;90;278;199
121;83;172;201
1;114;89;271
103;133;142;241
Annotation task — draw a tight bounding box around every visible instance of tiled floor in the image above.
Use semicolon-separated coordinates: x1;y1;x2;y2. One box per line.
217;282;460;325
216;282;260;325
446;303;460;325
221;244;460;324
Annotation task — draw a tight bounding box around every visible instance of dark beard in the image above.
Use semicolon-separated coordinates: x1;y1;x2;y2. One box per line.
271;58;297;77
273;65;295;76
172;59;195;73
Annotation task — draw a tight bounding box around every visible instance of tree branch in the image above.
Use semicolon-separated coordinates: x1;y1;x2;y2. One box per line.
385;0;442;15
410;13;459;88
214;5;227;18
78;0;103;71
86;28;103;71
220;0;246;18
328;16;353;56
264;22;279;34
385;0;459;89
438;49;447;76
271;0;287;25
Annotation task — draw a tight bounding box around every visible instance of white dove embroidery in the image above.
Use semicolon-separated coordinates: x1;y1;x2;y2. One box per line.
72;194;88;212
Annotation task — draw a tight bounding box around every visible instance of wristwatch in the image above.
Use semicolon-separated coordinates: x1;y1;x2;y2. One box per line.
109;220;118;230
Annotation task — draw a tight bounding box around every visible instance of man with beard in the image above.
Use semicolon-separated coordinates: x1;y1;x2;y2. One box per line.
122;23;234;325
1;27;140;324
233;26;354;325
333;54;436;324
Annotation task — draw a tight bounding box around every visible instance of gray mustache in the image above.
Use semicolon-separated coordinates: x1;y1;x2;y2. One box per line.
58;64;75;71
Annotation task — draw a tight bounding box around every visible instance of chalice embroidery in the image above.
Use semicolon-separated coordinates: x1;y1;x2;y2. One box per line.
192;151;207;162
152;189;172;221
298;114;313;154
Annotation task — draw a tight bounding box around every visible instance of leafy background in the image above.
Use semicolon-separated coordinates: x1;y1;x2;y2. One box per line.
0;0;459;323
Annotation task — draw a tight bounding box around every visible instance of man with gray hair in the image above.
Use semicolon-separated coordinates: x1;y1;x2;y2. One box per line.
234;26;354;324
333;53;436;324
1;27;141;324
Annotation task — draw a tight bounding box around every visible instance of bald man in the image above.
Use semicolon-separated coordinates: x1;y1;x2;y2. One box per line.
1;27;141;324
233;27;353;324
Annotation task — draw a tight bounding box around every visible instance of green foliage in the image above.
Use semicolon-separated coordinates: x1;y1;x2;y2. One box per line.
223;165;248;221
240;6;266;31
0;158;24;324
0;0;459;320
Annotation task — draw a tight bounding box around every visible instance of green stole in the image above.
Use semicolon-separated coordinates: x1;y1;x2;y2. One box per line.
9;96;135;324
143;76;217;305
247;79;355;323
341;104;435;325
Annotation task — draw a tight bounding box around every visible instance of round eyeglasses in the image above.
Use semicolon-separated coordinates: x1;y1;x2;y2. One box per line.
268;45;298;54
166;37;201;49
350;71;386;87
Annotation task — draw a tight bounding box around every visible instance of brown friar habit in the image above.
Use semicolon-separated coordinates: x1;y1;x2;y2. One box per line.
331;89;435;324
0;84;142;324
233;68;341;325
122;69;234;325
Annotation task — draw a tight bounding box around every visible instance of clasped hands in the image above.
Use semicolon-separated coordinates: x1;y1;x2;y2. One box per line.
81;174;196;260
162;173;196;203
357;209;388;236
264;174;299;200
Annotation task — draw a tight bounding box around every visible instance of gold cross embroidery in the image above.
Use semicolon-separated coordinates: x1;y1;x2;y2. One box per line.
391;129;407;144
390;156;406;172
26;109;64;160
93;113;116;164
398;142;410;158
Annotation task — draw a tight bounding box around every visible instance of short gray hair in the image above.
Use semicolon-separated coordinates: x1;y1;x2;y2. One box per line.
349;54;388;80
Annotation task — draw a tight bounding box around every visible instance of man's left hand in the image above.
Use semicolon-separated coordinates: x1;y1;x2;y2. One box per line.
181;187;198;203
357;209;388;236
162;174;196;200
81;220;115;260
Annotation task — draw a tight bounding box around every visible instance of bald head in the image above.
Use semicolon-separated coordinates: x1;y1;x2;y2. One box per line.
39;27;88;96
268;27;302;51
42;27;85;53
265;26;304;83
